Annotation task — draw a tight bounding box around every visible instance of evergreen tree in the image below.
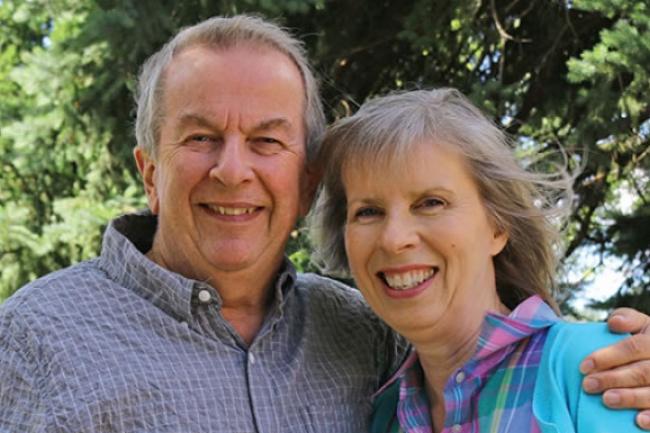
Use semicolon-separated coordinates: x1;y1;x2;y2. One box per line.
1;0;648;312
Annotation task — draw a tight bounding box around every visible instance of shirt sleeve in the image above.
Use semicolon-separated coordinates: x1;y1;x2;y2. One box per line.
533;322;644;433
376;324;410;386
0;308;48;432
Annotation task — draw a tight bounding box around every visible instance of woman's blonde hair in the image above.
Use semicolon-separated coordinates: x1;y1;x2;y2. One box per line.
310;88;573;309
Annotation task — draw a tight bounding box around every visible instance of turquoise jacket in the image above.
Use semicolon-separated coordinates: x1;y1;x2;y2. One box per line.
371;322;642;432
533;321;643;433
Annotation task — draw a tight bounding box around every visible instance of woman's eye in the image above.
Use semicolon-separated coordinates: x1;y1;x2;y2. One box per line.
351;207;383;222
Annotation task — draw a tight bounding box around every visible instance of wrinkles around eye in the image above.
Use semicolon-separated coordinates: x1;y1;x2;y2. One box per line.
250;137;289;155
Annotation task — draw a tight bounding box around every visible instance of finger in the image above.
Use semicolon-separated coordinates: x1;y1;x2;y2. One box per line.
600;388;650;410
580;334;650;374
608;308;650;334
637;411;650;430
583;361;650;394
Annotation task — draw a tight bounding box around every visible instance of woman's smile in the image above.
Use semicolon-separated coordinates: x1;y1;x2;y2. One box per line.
343;139;508;339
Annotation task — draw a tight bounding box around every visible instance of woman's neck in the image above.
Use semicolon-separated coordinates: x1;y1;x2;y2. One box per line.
416;324;480;431
408;297;510;432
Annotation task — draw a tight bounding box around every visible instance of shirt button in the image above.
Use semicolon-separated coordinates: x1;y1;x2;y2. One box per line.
452;424;461;433
179;321;189;329
249;353;256;365
197;289;212;304
455;371;466;383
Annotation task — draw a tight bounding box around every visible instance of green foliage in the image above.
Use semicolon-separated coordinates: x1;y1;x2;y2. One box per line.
0;0;143;295
1;0;648;314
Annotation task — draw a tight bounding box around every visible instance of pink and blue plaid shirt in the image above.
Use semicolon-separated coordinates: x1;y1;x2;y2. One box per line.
371;296;560;433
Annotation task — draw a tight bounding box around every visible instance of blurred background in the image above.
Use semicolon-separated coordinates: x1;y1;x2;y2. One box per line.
0;0;648;316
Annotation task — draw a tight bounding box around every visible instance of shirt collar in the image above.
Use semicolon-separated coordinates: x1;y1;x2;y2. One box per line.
475;295;559;360
391;296;559;431
373;295;559;399
97;212;297;324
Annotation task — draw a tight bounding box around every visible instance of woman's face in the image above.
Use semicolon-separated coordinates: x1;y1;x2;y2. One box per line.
343;140;508;337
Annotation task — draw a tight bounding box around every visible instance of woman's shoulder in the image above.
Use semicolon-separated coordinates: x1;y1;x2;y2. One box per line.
533;321;642;433
544;321;626;364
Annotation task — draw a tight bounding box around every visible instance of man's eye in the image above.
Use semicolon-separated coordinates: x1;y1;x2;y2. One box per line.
417;197;445;210
252;137;284;154
182;135;221;152
187;135;216;144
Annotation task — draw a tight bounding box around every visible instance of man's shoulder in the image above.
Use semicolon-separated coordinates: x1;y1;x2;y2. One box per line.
1;259;106;317
295;272;367;307
0;259;112;361
293;272;388;331
294;272;409;384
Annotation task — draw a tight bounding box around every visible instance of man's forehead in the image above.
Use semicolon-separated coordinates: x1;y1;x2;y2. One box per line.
170;42;299;75
163;43;304;100
174;112;297;133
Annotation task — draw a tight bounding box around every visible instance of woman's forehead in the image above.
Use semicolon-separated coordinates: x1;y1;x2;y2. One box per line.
339;140;488;208
341;137;461;173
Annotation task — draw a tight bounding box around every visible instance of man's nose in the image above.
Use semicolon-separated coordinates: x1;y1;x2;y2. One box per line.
379;214;419;254
208;138;253;186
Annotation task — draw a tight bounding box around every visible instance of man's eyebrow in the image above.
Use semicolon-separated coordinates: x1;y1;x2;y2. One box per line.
175;114;293;132
176;113;214;129
252;118;294;133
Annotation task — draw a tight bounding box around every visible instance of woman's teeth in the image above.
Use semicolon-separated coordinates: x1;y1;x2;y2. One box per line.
383;268;435;290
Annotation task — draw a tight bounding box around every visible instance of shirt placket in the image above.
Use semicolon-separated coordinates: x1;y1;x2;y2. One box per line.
442;368;480;433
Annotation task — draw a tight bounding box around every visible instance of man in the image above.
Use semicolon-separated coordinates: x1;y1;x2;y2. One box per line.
1;14;649;432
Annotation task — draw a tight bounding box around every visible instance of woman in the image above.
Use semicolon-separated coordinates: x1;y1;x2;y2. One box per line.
310;88;642;432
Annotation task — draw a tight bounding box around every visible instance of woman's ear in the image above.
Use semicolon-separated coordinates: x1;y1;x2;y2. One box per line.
490;227;509;256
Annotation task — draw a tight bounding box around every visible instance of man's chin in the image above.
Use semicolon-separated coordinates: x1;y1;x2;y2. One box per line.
202;248;263;272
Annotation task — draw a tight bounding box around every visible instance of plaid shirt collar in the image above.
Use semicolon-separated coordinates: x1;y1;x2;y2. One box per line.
395;296;559;433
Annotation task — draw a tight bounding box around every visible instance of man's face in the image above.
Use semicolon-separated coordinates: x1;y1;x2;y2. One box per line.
135;44;311;285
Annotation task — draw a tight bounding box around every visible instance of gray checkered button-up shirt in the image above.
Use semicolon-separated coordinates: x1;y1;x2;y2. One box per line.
0;213;407;433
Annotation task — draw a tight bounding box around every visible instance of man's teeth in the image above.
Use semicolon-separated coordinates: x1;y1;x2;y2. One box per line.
206;205;256;216
384;269;434;290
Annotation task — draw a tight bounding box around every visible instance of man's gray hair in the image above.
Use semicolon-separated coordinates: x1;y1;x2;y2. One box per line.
134;15;326;161
310;88;573;310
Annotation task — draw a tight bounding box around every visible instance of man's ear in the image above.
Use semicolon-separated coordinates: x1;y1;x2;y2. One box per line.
299;163;321;217
134;146;160;214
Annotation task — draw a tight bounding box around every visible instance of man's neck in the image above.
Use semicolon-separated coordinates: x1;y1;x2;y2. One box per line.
202;262;281;346
221;302;270;346
145;244;281;346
